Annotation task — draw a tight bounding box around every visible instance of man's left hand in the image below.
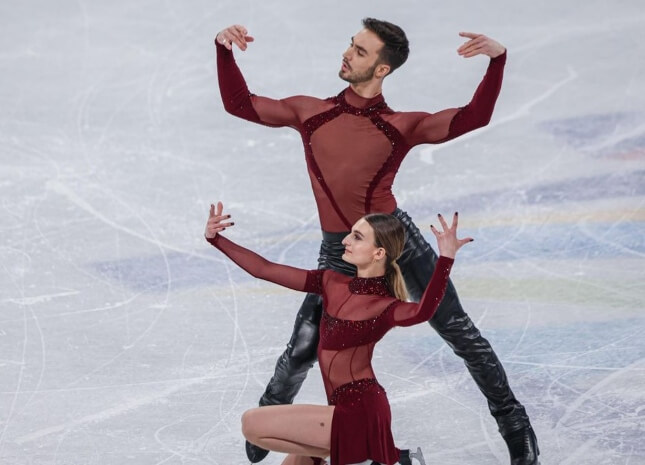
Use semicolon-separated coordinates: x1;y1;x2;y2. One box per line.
457;32;506;58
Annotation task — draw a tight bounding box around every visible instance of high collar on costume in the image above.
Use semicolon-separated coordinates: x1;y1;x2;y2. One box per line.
348;275;392;296
341;86;387;113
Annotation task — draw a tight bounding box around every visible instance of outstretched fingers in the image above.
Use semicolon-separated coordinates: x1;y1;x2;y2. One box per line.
431;212;457;234
216;24;255;51
439;212;451;231
457;32;486;57
205;202;234;239
430;212;473;259
457;32;505;58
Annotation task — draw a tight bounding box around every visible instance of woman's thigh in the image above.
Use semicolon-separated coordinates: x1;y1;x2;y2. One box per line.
242;404;335;451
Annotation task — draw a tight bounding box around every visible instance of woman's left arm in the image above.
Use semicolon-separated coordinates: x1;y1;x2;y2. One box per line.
390;212;471;325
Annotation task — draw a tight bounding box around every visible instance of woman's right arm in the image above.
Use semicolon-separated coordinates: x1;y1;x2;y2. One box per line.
205;202;323;294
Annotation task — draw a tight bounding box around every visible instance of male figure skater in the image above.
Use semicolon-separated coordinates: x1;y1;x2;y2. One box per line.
214;18;539;465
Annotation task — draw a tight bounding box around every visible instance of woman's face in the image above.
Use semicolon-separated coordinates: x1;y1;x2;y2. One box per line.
341;218;385;267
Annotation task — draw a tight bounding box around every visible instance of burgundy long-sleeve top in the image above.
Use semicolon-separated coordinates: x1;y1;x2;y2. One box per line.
217;42;506;232
208;234;453;402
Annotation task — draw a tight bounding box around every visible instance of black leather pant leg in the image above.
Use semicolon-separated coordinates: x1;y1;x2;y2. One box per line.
393;208;530;436
259;292;322;406
259;231;355;407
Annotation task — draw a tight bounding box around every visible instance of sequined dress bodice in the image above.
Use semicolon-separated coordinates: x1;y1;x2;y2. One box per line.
317;273;399;401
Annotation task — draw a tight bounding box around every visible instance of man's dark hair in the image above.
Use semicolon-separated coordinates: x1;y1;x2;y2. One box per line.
361;18;409;75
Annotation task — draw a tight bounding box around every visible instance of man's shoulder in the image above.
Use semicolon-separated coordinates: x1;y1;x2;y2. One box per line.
284;94;330;103
280;94;339;120
280;94;334;107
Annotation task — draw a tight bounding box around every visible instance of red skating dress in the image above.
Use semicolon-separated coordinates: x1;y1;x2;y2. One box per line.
207;234;454;465
216;41;506;233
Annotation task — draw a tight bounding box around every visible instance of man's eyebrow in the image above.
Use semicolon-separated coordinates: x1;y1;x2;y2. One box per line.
350;36;368;55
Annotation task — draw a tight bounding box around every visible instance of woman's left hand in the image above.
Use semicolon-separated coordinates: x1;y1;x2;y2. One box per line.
430;212;473;259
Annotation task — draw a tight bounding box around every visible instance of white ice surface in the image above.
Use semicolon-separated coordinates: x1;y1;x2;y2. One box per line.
1;1;644;464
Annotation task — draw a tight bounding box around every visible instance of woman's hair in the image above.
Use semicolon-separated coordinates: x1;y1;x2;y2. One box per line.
363;213;408;301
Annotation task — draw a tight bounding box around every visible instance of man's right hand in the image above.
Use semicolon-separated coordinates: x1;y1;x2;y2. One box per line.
215;25;254;51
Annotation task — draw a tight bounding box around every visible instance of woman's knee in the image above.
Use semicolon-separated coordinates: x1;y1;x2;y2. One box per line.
241;408;262;442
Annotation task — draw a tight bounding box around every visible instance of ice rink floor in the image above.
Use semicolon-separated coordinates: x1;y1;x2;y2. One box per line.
1;1;644;464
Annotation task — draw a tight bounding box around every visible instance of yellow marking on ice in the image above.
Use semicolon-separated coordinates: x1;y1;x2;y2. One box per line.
417;207;645;229
458;277;642;309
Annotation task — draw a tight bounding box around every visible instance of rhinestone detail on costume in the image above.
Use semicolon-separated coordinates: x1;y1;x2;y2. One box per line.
348;275;391;296
329;378;382;406
320;276;396;350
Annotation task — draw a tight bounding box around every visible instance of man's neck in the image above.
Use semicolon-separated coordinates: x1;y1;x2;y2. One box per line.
349;80;383;99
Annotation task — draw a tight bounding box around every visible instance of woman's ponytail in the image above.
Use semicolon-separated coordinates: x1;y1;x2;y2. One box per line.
385;259;408;301
364;213;409;301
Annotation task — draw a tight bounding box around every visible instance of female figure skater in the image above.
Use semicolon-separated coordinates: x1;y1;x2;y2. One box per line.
205;202;472;465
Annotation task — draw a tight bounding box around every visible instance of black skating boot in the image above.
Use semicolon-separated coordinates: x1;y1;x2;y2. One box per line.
245;440;269;463
399;447;426;465
503;425;540;465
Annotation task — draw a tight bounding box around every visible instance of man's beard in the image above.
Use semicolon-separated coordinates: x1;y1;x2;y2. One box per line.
339;62;378;84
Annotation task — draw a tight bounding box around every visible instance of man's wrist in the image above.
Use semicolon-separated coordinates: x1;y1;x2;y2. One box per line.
491;49;507;62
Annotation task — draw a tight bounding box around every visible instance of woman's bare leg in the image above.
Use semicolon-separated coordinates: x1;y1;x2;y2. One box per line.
241;404;334;458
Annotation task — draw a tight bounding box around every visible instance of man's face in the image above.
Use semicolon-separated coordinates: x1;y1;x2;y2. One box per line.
339;28;384;84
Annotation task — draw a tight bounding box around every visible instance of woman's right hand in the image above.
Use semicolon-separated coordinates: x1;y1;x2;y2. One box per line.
205;202;234;239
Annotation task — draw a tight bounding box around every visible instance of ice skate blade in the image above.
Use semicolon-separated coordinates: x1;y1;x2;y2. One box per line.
408;447;426;465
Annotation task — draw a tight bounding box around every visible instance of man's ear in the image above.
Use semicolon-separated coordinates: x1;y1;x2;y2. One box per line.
375;63;391;79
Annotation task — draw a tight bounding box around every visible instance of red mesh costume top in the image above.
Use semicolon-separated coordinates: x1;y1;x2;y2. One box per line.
207;233;454;464
216;41;506;233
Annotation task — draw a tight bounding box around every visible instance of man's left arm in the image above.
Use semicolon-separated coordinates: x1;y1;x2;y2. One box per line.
408;33;507;144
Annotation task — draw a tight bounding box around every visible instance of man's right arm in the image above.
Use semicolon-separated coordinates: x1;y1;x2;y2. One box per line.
215;37;300;129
